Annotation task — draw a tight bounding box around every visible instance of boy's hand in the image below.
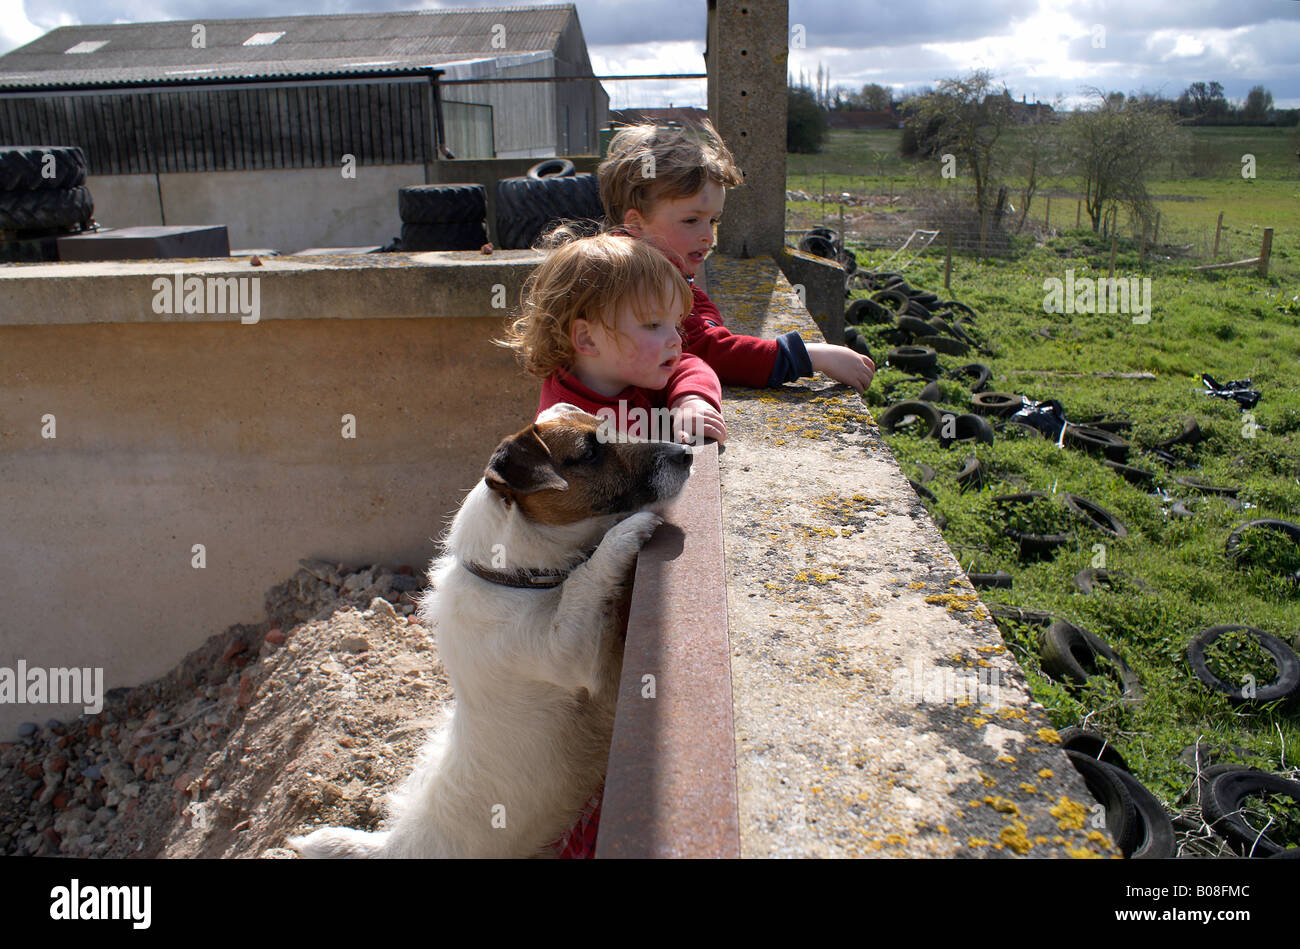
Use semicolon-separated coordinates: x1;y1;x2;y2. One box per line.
807;342;876;394
670;395;727;446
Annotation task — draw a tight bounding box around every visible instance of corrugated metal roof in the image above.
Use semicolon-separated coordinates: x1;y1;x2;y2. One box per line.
0;5;576;90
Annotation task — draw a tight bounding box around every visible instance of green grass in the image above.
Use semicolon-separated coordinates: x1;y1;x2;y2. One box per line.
788;126;1300;845
842;230;1300;826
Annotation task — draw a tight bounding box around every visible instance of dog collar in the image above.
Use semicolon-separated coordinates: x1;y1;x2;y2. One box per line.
460;560;571;589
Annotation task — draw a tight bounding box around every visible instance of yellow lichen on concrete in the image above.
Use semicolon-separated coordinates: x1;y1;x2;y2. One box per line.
1000;821;1033;855
1037;727;1062;743
1050;796;1088;830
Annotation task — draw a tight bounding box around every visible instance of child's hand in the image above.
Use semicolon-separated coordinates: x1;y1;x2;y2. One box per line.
670;395;728;446
807;343;876;394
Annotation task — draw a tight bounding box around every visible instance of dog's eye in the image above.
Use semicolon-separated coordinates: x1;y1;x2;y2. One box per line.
570;438;600;465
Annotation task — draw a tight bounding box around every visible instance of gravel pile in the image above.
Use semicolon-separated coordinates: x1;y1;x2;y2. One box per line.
0;559;452;858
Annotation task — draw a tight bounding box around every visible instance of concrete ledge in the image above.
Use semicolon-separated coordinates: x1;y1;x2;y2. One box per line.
597;444;740;858
704;254;1116;858
0;250;545;326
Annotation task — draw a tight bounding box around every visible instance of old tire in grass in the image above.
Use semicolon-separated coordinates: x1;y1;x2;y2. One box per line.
1156;415;1206;449
1224;519;1300;567
897;315;938;338
870;288;911;314
1203;770;1300;857
956;455;985;491
967;570;1011;589
1186;625;1300;704
994;491;1072;557
998;420;1045;439
952;362;992;393
398;183;487;224
1172;497;1243;517
971;391;1022;418
1064;424;1130;462
926;335;971;357
1174;476;1239;497
1102;460;1155;487
938;412;993;449
1073;568;1151;595
1040;620;1143;703
1063;494;1128;538
0;145;88;190
0;185;93;230
847;297;893;325
1105;765;1176;859
908;479;937;503
1057;726;1129;772
878;400;942;439
887;346;938;373
799;233;837;258
1063;750;1139;857
913;462;936;484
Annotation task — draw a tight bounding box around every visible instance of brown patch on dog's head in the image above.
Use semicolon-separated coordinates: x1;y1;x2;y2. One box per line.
484;410;690;525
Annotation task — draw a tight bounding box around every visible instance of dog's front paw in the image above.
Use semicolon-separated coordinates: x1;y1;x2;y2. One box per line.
588;512;663;577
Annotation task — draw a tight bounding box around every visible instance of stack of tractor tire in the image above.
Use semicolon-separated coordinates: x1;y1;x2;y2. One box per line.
397;183;488;251
0;145;95;263
495;160;603;250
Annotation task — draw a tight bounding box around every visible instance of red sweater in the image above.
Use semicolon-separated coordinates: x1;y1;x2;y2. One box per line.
680;282;782;388
537;354;722;437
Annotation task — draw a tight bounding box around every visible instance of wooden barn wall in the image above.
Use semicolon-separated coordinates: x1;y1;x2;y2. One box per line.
0;80;436;174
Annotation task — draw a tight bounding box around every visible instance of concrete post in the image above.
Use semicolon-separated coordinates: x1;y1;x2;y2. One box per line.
706;0;788;259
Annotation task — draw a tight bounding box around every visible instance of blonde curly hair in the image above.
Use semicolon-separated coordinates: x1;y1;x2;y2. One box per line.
500;227;692;379
597;118;744;228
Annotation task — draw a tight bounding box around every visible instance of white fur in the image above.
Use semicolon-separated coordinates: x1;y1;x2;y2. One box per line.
290;406;686;858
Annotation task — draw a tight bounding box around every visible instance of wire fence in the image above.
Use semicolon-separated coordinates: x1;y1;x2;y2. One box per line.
785;184;1278;274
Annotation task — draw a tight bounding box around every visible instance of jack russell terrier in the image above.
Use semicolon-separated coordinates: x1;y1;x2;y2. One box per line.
289;403;693;857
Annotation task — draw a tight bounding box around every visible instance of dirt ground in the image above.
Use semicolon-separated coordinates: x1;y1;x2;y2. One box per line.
0;561;452;858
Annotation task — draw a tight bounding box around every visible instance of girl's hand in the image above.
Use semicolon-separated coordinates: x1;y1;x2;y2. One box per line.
807;342;876;393
670;395;727;446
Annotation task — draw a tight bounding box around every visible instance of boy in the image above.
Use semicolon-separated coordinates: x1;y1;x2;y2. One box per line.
597;121;876;394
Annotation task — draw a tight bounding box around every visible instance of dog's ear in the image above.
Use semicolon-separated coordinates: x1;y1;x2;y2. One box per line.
484;424;569;500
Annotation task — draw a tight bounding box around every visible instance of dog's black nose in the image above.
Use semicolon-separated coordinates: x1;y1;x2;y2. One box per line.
667;443;693;466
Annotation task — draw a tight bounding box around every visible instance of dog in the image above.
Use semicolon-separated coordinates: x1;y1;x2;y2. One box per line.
289;403;693;857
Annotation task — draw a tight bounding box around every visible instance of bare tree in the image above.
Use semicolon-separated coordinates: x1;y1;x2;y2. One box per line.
905;70;1014;238
1067;89;1181;233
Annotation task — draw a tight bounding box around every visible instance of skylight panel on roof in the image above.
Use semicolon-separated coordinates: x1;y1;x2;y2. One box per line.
243;32;286;46
65;40;108;54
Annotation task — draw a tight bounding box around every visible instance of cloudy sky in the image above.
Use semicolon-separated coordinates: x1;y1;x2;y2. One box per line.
2;0;1297;109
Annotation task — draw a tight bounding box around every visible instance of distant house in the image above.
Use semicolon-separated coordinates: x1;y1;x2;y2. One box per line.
825;110;899;130
0;4;609;169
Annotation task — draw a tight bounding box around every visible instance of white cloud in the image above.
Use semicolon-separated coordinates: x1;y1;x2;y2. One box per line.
0;0;44;53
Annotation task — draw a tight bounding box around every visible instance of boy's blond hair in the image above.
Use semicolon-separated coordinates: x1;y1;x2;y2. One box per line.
502;227;692;379
597;118;744;228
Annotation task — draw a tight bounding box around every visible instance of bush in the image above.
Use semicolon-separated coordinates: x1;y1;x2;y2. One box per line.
788;86;828;154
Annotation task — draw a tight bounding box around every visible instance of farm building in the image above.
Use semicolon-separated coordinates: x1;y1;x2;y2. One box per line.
0;4;609;249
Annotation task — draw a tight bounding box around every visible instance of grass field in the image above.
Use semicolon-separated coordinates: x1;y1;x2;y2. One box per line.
797;127;1300;852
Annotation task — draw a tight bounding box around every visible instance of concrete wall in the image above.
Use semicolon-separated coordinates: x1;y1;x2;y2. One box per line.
0;251;546;738
87;165;429;253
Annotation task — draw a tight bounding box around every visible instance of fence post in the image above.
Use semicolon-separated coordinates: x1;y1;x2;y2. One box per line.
944;227;953;291
1108;230;1118;280
1153;211;1160;249
1045;196;1051;229
1076;200;1081;228
1258;227;1273;277
1213;211;1223;258
1139;223;1146;266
